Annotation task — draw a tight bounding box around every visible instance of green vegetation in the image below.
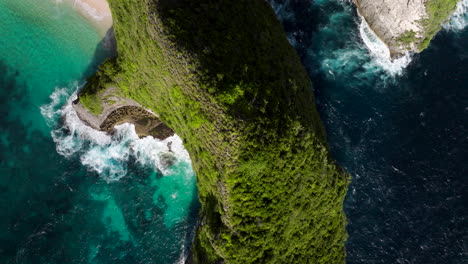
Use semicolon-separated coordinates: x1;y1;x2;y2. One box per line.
80;58;120;114
81;0;349;263
417;0;459;51
79;93;103;115
397;30;417;46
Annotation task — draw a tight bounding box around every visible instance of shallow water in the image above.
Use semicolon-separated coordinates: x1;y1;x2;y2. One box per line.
0;1;198;263
271;0;467;263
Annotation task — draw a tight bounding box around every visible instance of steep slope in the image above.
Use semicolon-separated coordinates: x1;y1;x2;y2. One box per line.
355;0;460;57
77;0;349;263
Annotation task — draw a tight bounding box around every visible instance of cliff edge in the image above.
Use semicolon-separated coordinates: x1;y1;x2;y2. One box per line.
355;0;460;57
79;0;349;263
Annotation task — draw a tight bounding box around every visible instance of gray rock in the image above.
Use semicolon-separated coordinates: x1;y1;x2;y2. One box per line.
73;87;174;140
355;0;427;57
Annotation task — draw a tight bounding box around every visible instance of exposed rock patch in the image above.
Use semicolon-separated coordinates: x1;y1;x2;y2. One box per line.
73;90;174;140
354;0;427;57
355;0;461;58
100;106;174;139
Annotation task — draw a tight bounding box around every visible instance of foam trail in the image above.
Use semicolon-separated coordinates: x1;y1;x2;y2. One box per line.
41;86;192;182
444;0;468;31
358;15;411;75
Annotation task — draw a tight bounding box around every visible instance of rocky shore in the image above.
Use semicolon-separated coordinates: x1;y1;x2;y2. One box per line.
73;90;174;140
355;0;460;57
355;0;426;57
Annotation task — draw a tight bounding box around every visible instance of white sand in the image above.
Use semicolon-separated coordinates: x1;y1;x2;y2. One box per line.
65;0;113;35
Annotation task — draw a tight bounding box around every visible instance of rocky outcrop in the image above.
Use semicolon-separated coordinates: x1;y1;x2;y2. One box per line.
355;0;426;56
73;88;174;140
355;0;460;57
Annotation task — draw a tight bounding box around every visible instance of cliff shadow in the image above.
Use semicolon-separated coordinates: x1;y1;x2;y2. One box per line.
81;27;117;85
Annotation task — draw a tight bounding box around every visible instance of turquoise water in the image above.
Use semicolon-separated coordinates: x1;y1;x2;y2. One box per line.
0;1;198;263
3;0;467;263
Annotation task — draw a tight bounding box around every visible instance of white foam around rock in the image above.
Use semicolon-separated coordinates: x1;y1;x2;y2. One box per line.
444;0;468;31
358;16;411;76
41;87;192;182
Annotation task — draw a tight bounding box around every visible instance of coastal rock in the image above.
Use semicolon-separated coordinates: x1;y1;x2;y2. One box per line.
355;0;426;56
355;0;459;57
73;88;174;140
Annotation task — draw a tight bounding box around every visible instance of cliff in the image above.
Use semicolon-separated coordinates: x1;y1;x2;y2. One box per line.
78;0;349;263
355;0;460;57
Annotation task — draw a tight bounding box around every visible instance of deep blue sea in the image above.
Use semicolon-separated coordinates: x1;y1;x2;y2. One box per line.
272;0;468;263
0;0;466;263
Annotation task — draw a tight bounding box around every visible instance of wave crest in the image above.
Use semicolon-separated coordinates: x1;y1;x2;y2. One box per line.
358;15;412;75
444;0;468;31
41;87;191;182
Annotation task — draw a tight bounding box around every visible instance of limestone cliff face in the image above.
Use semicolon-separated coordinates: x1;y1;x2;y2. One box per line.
355;0;459;57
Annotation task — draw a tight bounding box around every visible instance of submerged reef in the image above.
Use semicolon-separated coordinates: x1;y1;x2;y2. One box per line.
355;0;460;57
77;0;349;263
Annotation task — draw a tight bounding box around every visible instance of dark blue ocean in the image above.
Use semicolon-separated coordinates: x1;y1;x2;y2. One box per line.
272;0;468;263
0;0;466;263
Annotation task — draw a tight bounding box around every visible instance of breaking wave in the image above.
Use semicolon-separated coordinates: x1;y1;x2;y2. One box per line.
444;0;468;31
40;86;191;182
358;15;412;75
272;0;468;79
270;0;410;80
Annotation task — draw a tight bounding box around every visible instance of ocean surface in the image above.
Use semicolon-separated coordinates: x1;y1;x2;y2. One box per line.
0;0;198;263
271;0;468;263
0;0;467;264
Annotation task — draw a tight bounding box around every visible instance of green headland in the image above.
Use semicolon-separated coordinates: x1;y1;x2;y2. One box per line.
78;0;350;263
417;0;460;50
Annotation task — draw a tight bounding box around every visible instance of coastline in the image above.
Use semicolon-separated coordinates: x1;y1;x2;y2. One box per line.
62;0;112;36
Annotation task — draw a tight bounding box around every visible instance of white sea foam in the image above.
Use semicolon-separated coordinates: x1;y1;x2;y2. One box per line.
71;0;107;21
358;16;411;75
41;87;191;182
175;244;186;264
444;0;468;31
357;0;468;75
40;87;70;125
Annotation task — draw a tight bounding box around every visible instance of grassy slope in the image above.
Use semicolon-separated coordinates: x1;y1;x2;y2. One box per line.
81;0;349;263
416;0;459;51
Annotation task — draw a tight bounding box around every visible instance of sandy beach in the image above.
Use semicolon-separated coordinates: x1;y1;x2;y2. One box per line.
64;0;113;35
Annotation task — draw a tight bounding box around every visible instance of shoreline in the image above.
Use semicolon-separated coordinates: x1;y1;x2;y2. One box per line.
63;0;113;36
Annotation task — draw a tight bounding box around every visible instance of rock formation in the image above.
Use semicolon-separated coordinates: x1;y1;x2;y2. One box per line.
355;0;460;57
73;87;174;140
